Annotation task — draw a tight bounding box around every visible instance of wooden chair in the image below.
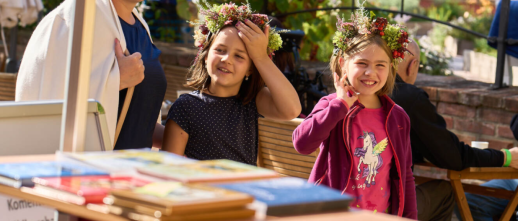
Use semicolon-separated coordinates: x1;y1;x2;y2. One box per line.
257;118;319;179
414;162;518;221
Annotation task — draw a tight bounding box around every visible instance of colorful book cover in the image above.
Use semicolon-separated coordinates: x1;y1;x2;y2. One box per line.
110;182;254;215
0;161;108;188
59;148;196;172
215;177;353;216
32;176;151;204
136;159;278;183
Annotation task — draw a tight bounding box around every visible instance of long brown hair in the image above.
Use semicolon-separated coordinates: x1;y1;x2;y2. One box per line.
185;26;265;105
329;34;395;96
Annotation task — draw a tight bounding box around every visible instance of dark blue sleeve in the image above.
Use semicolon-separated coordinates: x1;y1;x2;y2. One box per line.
488;1;518;59
167;95;191;134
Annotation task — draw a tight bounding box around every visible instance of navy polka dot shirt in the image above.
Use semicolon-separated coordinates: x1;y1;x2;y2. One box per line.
167;91;260;165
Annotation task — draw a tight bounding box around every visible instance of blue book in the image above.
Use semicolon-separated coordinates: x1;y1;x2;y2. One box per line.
215;177;353;216
0;161;109;188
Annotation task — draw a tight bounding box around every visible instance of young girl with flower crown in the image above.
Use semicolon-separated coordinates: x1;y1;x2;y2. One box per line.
162;1;301;165
292;7;417;219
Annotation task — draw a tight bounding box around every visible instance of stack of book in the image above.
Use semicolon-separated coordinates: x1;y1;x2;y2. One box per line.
30;175;151;205
216;177;353;216
104;182;256;221
59;149;196;173
0;161;109;188
0;149;357;220
136;159;279;183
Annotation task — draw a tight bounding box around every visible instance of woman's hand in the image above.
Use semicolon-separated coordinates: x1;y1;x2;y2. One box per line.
115;39;145;90
235;20;269;62
334;72;358;107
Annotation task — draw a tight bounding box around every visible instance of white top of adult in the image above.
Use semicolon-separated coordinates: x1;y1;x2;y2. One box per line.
15;0;153;149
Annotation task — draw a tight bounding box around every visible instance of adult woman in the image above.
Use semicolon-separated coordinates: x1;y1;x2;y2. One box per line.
16;0;165;149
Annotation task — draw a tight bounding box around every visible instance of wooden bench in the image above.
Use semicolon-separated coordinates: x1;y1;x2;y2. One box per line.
0;72;16;101
257;118;319;179
0;52;5;72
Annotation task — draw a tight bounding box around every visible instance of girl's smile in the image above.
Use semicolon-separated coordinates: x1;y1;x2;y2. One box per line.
343;44;390;96
359;79;378;87
216;66;233;74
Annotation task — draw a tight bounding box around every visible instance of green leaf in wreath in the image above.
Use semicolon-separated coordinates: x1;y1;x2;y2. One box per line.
370;11;376;19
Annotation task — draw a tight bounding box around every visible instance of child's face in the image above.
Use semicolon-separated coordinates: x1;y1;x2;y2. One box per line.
341;44;391;96
205;27;252;90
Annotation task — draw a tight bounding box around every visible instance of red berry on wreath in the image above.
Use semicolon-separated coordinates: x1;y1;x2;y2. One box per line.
200;25;209;35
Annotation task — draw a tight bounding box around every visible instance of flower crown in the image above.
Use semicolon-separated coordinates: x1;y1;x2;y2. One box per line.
191;0;283;58
332;5;411;67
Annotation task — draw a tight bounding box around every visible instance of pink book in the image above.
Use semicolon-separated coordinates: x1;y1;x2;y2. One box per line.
31;176;151;205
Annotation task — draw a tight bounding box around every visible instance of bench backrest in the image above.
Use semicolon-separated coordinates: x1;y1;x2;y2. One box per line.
257;118;319;179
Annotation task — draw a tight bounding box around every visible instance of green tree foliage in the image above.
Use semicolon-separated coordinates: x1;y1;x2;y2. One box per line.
369;0;420;12
42;0;63;15
261;0;355;62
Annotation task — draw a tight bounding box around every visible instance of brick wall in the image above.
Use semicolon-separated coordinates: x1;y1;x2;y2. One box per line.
415;74;518;149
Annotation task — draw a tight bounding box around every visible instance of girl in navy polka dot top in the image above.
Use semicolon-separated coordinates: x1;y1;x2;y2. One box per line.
162;14;301;165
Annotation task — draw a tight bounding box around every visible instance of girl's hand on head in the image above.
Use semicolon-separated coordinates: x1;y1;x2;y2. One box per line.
334;72;358;108
236;20;269;61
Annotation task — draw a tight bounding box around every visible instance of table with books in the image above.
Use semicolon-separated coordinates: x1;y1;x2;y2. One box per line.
0;149;410;221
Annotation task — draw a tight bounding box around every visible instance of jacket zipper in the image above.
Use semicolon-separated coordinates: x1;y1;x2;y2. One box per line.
340;105;359;194
385;105;405;217
315;169;328;185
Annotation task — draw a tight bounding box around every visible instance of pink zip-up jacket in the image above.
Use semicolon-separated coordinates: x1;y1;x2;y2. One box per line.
292;93;417;219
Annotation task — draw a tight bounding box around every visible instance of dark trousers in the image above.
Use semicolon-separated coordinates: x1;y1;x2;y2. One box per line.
416;180;455;221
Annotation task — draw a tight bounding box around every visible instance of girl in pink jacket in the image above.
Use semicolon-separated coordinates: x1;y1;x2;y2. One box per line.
292;9;417;219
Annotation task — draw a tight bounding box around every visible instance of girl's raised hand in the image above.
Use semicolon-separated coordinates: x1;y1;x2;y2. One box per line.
236;20;269;61
334;72;358;107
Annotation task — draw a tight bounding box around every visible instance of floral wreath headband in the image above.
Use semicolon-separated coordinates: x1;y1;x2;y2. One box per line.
190;0;284;61
332;4;412;68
